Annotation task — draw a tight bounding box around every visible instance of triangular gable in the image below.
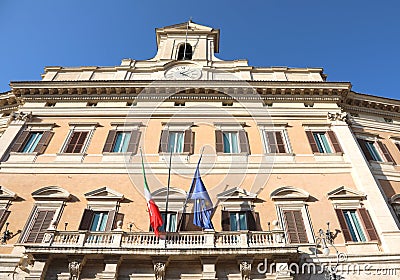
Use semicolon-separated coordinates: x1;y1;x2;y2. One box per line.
84;187;124;201
327;186;366;200
217;187;257;201
270;186;310;201
32;186;70;201
160;21;214;32
152;187;186;201
0;186;17;200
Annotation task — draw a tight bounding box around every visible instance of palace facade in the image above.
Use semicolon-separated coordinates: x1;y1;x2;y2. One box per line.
0;21;399;280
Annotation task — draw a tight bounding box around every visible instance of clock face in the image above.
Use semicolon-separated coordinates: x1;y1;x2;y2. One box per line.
165;65;202;80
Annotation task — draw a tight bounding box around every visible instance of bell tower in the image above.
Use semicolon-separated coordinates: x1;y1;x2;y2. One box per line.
153;21;220;63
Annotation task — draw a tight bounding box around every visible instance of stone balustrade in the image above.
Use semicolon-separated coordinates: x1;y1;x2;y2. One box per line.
42;230;286;249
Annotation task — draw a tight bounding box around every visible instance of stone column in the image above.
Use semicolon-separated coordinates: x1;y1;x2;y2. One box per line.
274;259;293;280
0;112;31;161
96;256;122;280
200;256;218;280
330;114;400;252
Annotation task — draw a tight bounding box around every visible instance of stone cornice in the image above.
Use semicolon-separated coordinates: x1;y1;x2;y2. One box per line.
10;80;351;103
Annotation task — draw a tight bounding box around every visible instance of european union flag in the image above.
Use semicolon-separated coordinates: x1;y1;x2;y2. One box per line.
188;157;214;230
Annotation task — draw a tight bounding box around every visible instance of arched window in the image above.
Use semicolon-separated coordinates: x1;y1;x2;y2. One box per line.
177;43;193;60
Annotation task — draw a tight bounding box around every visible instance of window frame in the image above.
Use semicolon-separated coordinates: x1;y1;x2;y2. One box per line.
262;129;292;154
10;123;55;155
158;123;195;155
214;123;250;155
356;134;395;164
60;123;98;154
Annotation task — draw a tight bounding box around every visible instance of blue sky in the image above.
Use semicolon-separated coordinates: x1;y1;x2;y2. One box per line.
1;1;399;99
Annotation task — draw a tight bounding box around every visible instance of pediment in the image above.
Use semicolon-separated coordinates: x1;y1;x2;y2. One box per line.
0;186;17;200
327;186;366;200
217;187;257;201
84;187;124;201
152;187;186;201
32;186;70;201
161;21;213;32
270;187;310;201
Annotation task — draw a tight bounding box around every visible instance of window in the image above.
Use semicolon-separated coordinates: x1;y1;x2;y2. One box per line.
63;131;89;153
306;130;342;154
282;209;308;243
357;138;395;163
79;209;121;232
270;187;314;244
168;131;184;153
335;208;378;242
0;208;11;232
230;212;247;231
223;132;239;153
160;212;177;232
112;132;131;153
177;43;193;60
10;131;54;154
24;209;56;243
263;130;290;153
215;130;250;154
222;211;256;231
159;129;194;154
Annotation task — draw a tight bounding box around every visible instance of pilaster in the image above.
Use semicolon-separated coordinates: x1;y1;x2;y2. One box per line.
200;256;218;280
25;254;50;280
96;256;122;280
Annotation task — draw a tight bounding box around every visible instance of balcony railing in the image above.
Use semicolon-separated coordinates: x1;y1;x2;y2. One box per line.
39;229;286;249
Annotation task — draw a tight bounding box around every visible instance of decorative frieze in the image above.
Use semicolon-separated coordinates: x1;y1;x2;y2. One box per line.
239;261;252;280
153;262;166;280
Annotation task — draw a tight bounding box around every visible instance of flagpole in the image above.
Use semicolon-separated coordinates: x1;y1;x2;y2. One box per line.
164;149;173;244
177;147;205;231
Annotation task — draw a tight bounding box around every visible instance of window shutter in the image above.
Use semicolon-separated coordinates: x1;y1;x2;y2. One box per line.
183;130;195;154
25;209;55;243
335;209;352;242
65;131;88;153
127;130;141;154
357;139;373;161
158;130;169;153
113;213;125;230
283;210;308;243
275;131;286;153
105;210;117;231
215;130;224;153
183;213;201;231
377;141;396;164
239;130;250;154
327;131;343;153
246;211;257;231
0;209;10;231
265;131;277;153
10;131;30;152
78;209;94;230
102;130;117;153
305;131;319;153
357;208;379;242
34;131;54;154
221;211;230;231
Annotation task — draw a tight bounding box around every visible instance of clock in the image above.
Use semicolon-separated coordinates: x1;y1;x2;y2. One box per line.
165;65;202;80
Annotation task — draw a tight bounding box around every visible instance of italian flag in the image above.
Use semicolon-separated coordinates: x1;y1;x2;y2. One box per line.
141;152;163;236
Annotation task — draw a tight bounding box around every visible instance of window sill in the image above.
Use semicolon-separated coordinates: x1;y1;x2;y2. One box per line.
102;153;135;163
369;160;395;171
159;153;190;163
217;154;249;162
8;152;39;163
264;153;295;162
345;241;380;254
313;152;344;162
55;153;87;162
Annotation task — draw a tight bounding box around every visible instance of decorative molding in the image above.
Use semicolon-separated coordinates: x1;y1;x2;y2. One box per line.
10;111;32;122
31;186;71;201
270;186;310;201
68;261;81;280
327;186;366;201
84;186;124;201
239;261;251;280
154;262;166;280
327;111;348;122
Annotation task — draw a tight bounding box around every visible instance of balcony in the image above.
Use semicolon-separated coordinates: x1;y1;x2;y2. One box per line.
21;229;299;256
